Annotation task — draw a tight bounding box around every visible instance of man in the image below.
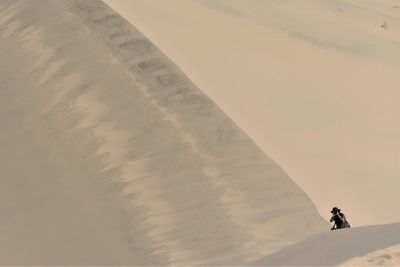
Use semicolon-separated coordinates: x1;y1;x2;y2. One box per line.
330;207;350;230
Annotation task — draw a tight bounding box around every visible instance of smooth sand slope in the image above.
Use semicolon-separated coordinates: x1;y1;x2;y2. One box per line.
340;243;400;266
104;0;400;226
251;222;400;266
0;0;328;265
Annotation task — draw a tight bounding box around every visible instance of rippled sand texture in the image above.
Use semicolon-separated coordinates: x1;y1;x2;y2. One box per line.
0;0;327;265
104;0;400;226
341;243;400;267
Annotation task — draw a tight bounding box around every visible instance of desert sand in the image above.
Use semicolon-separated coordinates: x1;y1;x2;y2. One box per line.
0;0;328;265
104;0;400;226
1;0;399;265
252;222;400;266
340;243;400;266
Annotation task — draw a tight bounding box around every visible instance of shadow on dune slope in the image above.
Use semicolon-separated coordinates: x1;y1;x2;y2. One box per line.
0;0;328;265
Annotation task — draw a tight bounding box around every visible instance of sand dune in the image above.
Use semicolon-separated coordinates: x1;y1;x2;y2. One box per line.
0;0;328;265
341;243;400;266
252;222;400;266
104;0;400;226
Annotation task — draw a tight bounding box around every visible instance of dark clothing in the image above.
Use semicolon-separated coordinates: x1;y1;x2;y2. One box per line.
330;207;351;230
333;212;345;229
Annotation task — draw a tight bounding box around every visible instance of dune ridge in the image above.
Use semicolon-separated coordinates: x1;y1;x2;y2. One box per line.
0;0;327;265
104;0;400;226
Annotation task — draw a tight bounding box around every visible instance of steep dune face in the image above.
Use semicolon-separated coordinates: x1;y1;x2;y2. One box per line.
0;0;327;265
104;0;400;226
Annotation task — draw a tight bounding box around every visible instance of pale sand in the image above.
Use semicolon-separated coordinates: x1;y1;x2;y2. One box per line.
251;222;400;266
340;243;400;266
104;0;400;226
0;0;328;265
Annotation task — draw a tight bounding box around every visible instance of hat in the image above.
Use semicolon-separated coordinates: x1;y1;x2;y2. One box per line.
331;207;340;213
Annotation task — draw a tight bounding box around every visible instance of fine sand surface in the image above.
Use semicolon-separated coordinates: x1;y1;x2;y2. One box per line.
104;0;400;226
251;222;400;266
0;0;328;265
340;243;400;266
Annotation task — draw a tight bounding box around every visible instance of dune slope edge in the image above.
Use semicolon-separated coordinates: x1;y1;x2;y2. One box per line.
0;0;327;265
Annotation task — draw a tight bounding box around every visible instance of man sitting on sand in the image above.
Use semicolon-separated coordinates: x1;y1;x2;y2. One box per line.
330;207;351;230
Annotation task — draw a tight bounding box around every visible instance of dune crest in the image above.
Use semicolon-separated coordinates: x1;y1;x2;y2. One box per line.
0;0;327;265
104;0;400;226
